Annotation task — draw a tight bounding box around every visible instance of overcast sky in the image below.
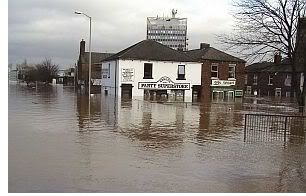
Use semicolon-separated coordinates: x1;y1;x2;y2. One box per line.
8;0;235;69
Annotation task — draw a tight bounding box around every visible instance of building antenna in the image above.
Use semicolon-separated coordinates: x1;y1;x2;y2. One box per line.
172;9;177;18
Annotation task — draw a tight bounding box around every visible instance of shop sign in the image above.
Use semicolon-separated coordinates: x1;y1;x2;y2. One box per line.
102;68;109;78
211;80;236;86
138;76;190;90
91;79;102;85
121;68;134;82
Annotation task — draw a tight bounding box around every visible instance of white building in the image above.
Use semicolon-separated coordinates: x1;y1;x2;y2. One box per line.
101;40;201;102
147;9;187;51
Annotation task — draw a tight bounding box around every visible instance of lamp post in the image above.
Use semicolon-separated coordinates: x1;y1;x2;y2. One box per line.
75;11;92;96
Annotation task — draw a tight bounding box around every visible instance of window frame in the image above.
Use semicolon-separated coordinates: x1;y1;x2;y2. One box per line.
268;74;273;85
143;63;153;79
228;64;236;79
177;65;186;80
253;74;258;85
211;63;218;79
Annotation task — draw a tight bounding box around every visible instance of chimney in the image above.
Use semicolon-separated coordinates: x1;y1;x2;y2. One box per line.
80;39;85;55
200;43;210;49
274;52;281;64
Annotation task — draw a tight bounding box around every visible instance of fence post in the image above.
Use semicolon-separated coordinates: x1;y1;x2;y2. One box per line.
284;117;287;143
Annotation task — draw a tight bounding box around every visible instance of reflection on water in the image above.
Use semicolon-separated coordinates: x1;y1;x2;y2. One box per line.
8;83;306;192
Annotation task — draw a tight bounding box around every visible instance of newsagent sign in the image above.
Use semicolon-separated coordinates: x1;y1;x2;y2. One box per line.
138;76;190;90
211;79;236;86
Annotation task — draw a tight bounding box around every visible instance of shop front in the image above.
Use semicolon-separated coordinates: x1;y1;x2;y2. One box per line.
138;76;194;102
211;79;242;100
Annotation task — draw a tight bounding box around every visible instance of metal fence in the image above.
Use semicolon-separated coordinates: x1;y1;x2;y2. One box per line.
244;114;306;143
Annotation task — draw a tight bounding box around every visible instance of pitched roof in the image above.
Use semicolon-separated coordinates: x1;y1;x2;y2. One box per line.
245;60;294;73
245;62;274;72
102;39;197;62
185;47;246;63
83;52;114;64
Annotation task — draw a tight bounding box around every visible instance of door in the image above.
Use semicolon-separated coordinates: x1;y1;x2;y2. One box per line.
121;84;133;99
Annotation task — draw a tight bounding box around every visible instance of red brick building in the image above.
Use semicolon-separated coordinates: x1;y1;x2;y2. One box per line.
185;43;246;101
77;39;114;93
244;55;299;97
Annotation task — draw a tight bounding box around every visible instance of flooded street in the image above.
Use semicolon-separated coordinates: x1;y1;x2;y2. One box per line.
8;83;306;192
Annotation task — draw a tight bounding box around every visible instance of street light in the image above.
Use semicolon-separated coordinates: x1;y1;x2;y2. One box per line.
75;11;92;96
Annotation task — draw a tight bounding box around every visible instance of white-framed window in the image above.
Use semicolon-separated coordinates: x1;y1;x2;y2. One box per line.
275;88;282;97
285;74;291;86
268;74;273;85
228;64;236;79
253;74;258;85
177;65;185;80
245;74;248;85
211;63;218;78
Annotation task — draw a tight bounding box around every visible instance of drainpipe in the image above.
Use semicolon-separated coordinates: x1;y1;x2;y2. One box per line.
115;60;117;97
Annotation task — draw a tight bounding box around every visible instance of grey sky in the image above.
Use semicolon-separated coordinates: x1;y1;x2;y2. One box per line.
9;0;234;68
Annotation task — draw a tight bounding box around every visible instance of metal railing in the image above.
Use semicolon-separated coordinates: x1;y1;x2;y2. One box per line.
244;114;306;143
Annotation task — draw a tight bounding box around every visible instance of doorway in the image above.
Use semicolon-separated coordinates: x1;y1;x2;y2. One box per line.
121;84;133;99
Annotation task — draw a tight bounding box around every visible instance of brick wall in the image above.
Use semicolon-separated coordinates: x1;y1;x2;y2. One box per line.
201;60;245;100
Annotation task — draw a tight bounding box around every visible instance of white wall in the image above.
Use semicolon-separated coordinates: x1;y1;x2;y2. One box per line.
102;59;201;102
101;60;119;96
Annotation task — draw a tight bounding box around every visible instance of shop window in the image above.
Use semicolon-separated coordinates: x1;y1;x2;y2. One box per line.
177;65;185;80
211;63;218;78
228;64;236;79
253;74;258;85
268;74;273;85
144;63;153;79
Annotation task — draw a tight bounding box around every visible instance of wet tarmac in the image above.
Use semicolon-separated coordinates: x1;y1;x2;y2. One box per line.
8;83;306;192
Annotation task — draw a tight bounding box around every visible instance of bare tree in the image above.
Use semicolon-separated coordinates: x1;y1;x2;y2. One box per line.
35;58;59;83
23;58;59;85
219;0;305;61
219;0;306;109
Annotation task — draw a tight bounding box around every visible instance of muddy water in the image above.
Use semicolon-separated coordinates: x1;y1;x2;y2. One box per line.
8;83;306;192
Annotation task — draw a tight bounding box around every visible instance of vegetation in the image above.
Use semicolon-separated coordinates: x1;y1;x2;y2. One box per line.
219;0;306;110
18;58;59;85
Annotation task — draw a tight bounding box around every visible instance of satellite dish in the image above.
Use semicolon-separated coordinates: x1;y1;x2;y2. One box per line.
172;9;177;18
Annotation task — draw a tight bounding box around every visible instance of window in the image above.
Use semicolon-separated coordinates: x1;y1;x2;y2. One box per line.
245;74;248;85
177;65;185;80
211;63;218;78
228;64;236;79
275;88;282;97
253;74;258;85
143;63;153;79
246;86;252;95
285;74;291;86
268;74;273;85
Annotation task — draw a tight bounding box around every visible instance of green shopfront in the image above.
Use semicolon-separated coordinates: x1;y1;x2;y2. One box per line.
211;79;243;100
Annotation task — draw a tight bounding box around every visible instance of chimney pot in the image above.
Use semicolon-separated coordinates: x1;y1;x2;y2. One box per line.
274;52;282;64
80;39;85;55
200;43;210;49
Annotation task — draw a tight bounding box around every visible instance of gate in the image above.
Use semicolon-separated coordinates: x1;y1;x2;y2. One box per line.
244;114;306;142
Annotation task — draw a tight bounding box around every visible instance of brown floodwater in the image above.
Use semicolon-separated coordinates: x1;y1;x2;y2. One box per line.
8;83;306;192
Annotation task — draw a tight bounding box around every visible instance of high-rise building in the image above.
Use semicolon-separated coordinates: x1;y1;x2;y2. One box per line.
147;9;187;51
